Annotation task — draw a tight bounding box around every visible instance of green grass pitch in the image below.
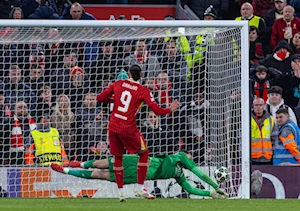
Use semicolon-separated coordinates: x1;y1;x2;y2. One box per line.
0;198;299;211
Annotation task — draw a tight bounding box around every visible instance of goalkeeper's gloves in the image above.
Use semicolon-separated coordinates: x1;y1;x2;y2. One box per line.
210;190;228;199
215;188;229;198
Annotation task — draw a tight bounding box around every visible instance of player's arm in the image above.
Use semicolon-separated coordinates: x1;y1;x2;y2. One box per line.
178;152;218;189
143;88;178;115
176;175;211;197
279;128;300;163
96;83;114;104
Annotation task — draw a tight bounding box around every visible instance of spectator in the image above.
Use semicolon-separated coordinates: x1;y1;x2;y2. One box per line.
160;38;188;87
4;65;37;111
9;7;24;19
252;0;274;18
290;31;300;54
9;101;36;165
270;55;300;110
143;77;156;91
250;65;282;102
28;46;45;71
290;0;300;18
75;92;107;161
264;0;287;54
148;37;165;61
36;85;56;111
153;71;181;108
141;110;175;156
50;95;75;159
124;39;161;79
190;0;229;20
0;0;21;19
28;0;59;19
265;0;286;29
0;91;12;165
64;66;90;113
24;64;46;92
266;86;298;126
152;71;181;133
180;89;209;165
83;29;99;68
251;98;275;165
21;0;58;18
252;40;294;75
44;28;64;70
118;40;134;60
203;5;218;20
90;41;121;88
273;108;300;166
235;2;266;33
0;34;23;75
24;108;68;166
271;5;300;50
51;49;77;96
249;26;265;65
60;2;96;20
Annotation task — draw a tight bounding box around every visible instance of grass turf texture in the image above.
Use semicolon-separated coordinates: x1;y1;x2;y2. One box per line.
0;198;298;211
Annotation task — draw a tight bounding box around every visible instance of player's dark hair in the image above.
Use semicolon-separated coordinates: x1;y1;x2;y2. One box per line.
129;64;142;81
276;107;289;115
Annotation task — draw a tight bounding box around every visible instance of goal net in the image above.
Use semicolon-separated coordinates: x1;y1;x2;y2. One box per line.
0;20;249;199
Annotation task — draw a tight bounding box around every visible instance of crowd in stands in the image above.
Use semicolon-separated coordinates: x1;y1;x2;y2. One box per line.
0;0;300;167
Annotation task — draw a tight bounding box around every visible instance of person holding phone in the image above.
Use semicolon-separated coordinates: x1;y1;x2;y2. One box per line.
271;5;300;49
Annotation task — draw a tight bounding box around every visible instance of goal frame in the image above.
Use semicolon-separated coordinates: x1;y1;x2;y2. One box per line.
0;19;250;199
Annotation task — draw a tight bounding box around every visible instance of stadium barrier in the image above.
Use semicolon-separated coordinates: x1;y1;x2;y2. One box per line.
252;166;300;199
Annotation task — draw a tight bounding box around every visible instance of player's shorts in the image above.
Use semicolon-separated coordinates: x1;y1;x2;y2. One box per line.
108;130;147;155
108;155;139;184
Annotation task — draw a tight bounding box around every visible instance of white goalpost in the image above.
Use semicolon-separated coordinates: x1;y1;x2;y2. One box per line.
0;20;249;199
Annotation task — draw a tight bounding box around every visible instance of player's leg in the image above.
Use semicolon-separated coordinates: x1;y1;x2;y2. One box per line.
69;159;109;169
121;131;154;200
51;163;110;180
109;131;126;202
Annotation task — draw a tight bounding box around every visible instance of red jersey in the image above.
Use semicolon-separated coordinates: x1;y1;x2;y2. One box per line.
97;79;171;134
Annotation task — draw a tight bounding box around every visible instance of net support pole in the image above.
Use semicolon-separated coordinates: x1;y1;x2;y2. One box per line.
240;21;250;199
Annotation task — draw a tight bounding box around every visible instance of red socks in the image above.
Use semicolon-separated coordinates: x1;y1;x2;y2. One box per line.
113;155;124;189
137;149;149;185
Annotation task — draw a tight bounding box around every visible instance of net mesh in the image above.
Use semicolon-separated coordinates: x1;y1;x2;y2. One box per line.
0;25;243;198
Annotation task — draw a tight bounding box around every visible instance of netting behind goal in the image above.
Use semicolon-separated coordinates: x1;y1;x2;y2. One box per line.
0;21;249;198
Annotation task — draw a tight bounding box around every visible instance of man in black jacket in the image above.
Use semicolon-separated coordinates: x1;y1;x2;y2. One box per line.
263;0;287;54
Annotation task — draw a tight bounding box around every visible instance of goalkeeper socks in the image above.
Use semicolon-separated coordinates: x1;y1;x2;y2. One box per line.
82;160;96;169
114;155;124;189
137;149;149;185
68;169;93;179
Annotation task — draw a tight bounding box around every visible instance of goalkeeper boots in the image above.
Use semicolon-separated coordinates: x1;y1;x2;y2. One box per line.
119;192;126;202
135;189;155;200
51;163;64;173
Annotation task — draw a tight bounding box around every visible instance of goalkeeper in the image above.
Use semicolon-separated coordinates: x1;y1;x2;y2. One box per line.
51;151;228;199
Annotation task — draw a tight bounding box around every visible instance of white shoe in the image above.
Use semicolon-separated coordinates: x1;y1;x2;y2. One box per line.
135;189;155;200
119;192;126;202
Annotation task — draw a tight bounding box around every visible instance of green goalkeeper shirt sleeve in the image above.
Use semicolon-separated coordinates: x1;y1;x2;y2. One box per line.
177;152;219;190
176;175;211;196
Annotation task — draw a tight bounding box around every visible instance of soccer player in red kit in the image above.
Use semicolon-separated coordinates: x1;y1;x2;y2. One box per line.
97;64;180;202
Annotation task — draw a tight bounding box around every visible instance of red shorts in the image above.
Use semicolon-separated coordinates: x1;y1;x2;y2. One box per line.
108;130;147;155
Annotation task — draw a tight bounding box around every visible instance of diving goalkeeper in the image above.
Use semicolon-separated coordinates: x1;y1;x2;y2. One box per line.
51;151;228;199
